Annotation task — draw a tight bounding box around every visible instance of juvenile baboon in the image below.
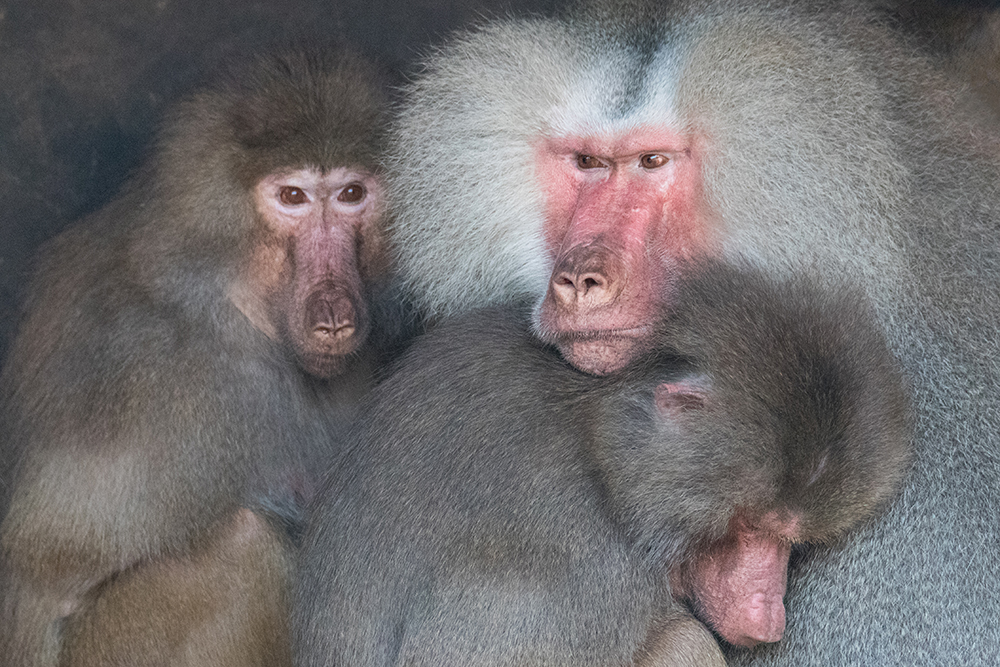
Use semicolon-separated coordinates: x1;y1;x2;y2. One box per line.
294;263;912;666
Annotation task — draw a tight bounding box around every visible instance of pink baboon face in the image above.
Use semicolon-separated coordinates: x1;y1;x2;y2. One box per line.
534;126;714;375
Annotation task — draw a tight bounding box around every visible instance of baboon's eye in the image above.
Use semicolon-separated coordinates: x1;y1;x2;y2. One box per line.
640;154;669;169
576;154;609;170
338;183;366;203
279;186;309;206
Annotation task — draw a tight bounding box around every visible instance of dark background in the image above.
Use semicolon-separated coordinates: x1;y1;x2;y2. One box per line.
0;0;995;360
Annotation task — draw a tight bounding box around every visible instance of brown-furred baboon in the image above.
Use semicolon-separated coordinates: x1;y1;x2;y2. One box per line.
0;50;411;667
383;2;1000;662
293;262;912;666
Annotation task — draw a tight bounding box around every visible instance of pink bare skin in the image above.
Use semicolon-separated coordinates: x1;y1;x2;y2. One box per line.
534;127;713;375
233;166;385;379
673;512;801;648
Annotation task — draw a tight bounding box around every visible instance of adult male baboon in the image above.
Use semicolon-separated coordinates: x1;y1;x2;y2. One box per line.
385;1;1000;662
294;263;912;666
0;51;408;667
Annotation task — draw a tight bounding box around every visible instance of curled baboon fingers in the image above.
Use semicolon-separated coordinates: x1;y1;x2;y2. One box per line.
635;615;726;667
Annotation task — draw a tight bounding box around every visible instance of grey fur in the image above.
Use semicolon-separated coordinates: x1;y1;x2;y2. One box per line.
387;2;1000;663
293;263;911;665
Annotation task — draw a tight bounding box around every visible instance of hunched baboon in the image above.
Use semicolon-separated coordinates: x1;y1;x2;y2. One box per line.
0;50;410;667
294;262;912;666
